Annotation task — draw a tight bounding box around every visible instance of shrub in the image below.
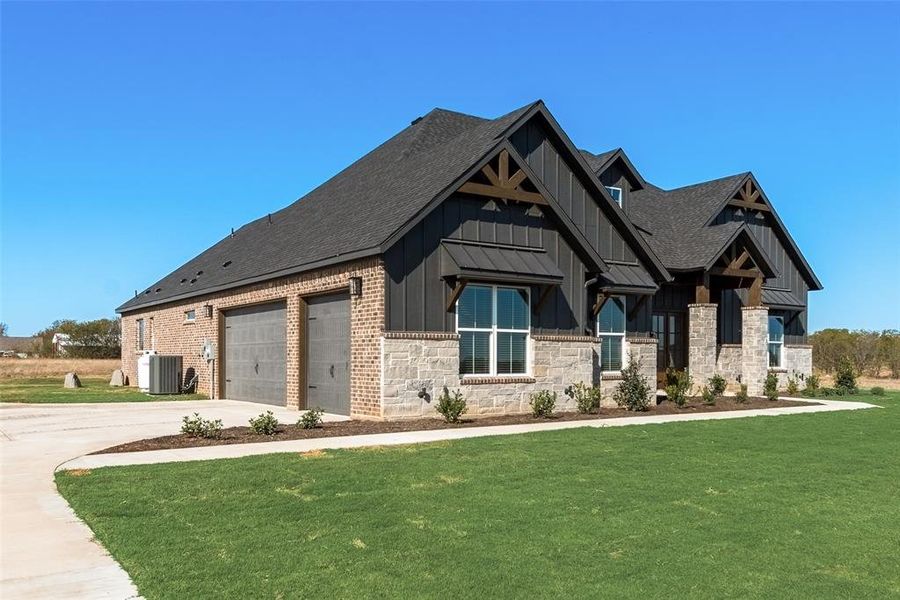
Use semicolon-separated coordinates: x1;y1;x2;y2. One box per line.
870;386;886;396
763;372;780;401
708;374;727;397
665;369;692;408
298;407;324;429
180;413;223;439
436;387;467;423
249;411;279;435
803;373;820;395
786;374;800;396
565;382;601;414
529;390;557;418
700;386;716;406
614;357;652;412
735;384;749;403
835;357;858;394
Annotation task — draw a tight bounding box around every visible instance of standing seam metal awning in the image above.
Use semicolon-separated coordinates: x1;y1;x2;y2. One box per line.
596;262;658;294
441;239;565;285
763;288;805;310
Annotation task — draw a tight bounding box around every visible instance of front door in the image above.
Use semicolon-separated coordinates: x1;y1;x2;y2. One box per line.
652;311;685;388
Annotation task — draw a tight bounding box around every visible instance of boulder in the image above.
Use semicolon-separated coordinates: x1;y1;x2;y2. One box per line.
109;369;126;387
64;372;81;389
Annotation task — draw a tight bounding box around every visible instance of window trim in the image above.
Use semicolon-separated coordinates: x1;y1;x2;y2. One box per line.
605;186;623;207
596;295;626;373
768;315;784;368
136;319;145;351
184;309;196;323
456;283;531;377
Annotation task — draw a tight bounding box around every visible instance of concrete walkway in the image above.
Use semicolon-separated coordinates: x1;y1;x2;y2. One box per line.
61;398;878;471
0;400;345;600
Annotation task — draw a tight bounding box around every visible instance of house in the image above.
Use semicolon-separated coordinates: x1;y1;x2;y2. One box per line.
117;101;821;418
51;333;73;355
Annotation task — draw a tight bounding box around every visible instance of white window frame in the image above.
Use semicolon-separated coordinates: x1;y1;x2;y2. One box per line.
136;319;145;351
184;309;196;323
456;283;531;377
768;315;784;368
605;186;623;207
596;295;626;373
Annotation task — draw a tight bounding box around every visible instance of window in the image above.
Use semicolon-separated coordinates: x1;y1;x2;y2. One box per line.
137;319;145;351
597;296;626;371
184;309;196;323
768;315;784;368
457;284;530;376
605;186;623;207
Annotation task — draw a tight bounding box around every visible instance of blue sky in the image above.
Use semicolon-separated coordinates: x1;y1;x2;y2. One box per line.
2;2;898;336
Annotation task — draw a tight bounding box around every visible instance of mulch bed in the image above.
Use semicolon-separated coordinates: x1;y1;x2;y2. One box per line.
95;396;814;455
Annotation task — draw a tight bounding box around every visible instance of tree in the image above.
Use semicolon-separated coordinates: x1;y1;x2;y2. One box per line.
33;318;121;358
0;322;7;336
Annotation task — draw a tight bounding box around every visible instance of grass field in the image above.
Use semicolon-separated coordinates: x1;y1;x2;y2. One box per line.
0;358;120;379
56;389;898;599
0;378;204;403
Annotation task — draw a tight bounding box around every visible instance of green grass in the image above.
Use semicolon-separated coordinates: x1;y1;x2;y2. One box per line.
0;378;205;403
57;390;900;599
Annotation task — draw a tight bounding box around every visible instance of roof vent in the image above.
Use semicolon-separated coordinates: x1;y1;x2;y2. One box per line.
411;116;423;125
223;261;232;268
196;270;203;276
190;278;197;284
180;278;187;284
155;287;161;293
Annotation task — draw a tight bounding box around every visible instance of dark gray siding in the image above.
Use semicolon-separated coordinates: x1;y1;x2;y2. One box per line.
384;193;593;335
598;162;632;212
510;122;638;264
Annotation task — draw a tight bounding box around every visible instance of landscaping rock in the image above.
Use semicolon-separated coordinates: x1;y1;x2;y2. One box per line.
109;369;126;387
64;372;82;389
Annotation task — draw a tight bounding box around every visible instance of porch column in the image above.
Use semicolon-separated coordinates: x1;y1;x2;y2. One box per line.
741;306;769;396
688;303;717;391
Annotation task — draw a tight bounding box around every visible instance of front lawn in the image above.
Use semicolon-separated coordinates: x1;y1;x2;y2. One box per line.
0;378;205;403
57;390;899;599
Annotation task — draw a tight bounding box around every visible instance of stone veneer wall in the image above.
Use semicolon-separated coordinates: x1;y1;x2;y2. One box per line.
688;304;718;391
120;258;385;417
381;333;598;419
772;345;813;388
716;344;743;390
741;306;769;396
598;337;658;408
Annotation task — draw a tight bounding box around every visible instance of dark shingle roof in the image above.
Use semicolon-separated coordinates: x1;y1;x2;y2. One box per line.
119;103;537;312
579;149;618;173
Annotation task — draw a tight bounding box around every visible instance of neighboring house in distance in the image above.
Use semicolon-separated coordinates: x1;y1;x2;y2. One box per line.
0;336;41;358
52;333;73;355
117;101;821;418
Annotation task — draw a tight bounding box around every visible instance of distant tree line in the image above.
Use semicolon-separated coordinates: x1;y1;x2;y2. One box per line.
810;329;899;378
33;318;121;359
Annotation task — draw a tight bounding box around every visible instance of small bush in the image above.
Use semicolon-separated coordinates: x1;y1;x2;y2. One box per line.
835;358;858;394
180;413;223;439
614;357;652;412
786;374;800;396
870;386;886;396
436;387;467;423
298;407;324;429
735;384;749;403
665;369;692;408
763;372;780;401
700;386;716;406
249;410;279;435
708;374;727;397
565;382;601;414
804;373;820;392
529;390;557;418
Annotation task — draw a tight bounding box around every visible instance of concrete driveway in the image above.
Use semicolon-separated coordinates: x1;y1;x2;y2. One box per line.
0;400;333;599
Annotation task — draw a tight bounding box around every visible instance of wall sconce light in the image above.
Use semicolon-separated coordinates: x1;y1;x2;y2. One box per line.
204;304;213;319
349;276;363;297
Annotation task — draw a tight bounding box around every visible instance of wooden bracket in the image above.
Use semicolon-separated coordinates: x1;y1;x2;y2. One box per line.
446;279;468;313
533;284;555;314
457;149;547;205
728;179;769;213
592;292;610;316
627;295;649;321
748;276;763;306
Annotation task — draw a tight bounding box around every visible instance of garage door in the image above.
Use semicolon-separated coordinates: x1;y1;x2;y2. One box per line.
224;302;286;405
306;294;350;415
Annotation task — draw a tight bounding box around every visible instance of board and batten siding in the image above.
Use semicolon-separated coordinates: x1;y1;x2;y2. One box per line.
383;193;593;336
510;121;638;264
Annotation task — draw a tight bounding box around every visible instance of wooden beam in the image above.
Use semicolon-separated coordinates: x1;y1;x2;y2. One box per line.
458;182;547;205
446;280;467;313
507;169;527;189
480;163;501;187
533;284;555;314
748;276;763;306
785;310;801;328
728;199;771;212
695;272;710;303
627;294;649;321
709;266;763;278
498;149;509;184
592;292;610;316
729;249;751;270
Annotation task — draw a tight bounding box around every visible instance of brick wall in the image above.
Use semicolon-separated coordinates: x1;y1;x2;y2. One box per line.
120;258;384;417
688;303;718;389
715;344;742;390
772;344;813;389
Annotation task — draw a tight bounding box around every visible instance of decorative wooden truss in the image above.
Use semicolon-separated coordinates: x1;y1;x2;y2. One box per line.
457;150;547;205
728;179;770;213
698;242;766;305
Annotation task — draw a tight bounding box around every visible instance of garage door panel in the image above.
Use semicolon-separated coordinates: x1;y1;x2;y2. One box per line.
307;294;350;415
224;302;286;405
